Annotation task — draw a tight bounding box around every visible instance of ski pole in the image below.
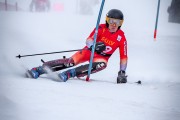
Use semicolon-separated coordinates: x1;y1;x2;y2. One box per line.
86;0;105;81
16;48;88;59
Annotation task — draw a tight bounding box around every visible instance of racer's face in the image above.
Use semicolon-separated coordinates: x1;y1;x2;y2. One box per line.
108;22;119;33
106;17;122;33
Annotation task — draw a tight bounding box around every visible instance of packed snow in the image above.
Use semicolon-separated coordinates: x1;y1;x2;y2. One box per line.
0;0;180;120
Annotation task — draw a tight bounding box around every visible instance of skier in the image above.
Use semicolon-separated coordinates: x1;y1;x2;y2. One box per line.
27;9;128;83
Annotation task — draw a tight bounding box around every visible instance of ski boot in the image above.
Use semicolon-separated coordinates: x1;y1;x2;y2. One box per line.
58;68;76;82
26;66;45;79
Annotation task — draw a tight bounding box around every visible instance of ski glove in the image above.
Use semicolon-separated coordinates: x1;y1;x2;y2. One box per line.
89;42;106;54
117;70;127;83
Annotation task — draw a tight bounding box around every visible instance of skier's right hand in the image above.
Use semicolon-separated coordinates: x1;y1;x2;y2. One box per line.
95;42;106;53
88;42;106;54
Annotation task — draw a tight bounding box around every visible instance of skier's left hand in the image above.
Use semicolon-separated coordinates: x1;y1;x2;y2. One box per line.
117;70;127;83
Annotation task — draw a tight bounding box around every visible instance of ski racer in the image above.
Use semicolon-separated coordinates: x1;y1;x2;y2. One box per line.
27;9;128;83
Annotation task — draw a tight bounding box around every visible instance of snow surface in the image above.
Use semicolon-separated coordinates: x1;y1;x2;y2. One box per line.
0;0;180;120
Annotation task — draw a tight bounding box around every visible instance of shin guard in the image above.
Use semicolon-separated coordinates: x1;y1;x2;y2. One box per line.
42;57;75;71
75;62;107;78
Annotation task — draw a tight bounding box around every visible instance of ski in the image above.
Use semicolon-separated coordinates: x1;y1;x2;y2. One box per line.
43;66;63;82
78;78;142;85
25;69;34;78
22;63;142;84
127;80;142;85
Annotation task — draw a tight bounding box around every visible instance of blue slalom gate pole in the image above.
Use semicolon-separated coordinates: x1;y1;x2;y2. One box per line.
86;0;105;81
154;0;161;40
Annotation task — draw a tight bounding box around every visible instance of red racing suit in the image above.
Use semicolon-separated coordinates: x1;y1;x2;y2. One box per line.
71;24;128;70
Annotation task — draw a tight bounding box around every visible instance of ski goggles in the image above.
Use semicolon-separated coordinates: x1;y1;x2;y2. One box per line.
106;16;123;26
